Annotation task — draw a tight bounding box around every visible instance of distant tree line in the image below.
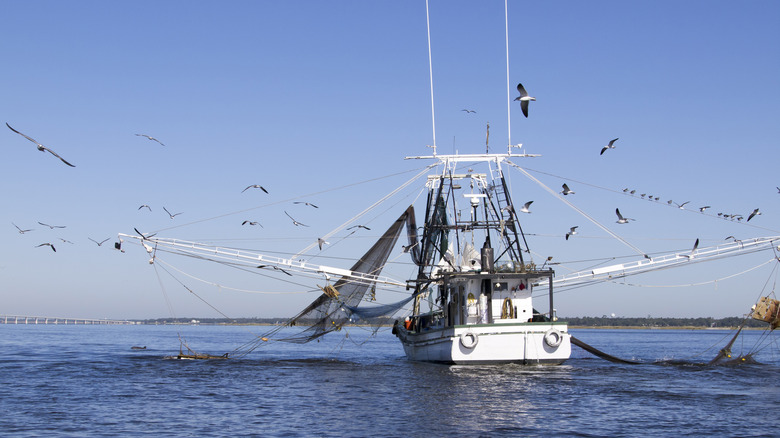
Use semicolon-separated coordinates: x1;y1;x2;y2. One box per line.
564;316;765;328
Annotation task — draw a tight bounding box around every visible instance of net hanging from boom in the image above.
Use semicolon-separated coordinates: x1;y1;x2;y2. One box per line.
274;206;416;344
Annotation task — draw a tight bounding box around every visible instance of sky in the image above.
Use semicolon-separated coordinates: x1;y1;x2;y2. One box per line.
1;1;779;320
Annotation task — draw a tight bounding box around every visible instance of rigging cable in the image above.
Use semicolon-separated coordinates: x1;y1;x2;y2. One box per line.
150;165;434;235
508;160;650;259
425;0;436;154
521;166;780;235
291;163;436;259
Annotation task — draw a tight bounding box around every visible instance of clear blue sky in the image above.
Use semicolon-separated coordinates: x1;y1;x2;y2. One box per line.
2;1;779;320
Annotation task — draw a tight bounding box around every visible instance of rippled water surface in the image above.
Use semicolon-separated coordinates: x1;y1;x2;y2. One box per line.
1;324;777;437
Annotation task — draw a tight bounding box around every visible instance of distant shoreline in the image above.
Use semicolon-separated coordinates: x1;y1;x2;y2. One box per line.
124;316;763;330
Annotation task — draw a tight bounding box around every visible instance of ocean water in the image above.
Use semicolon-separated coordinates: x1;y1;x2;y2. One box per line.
1;324;778;437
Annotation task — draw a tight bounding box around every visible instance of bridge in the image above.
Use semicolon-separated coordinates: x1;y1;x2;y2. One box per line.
0;314;138;325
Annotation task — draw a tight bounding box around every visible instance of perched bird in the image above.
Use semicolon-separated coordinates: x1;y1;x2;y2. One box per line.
519;201;533;214
242;185;268;194
347;225;371;231
461;109;476;114
89;237;110;246
257;265;292;276
163;207;182;219
699;206;711;212
135;134;165;146
565;226;578;240
561;183;575;195
747;208;761;222
294;201;319;208
284;211;308;227
615;208;634;224
674;201;690;209
513;83;536;118
600;138;619;155
36;243;56;252
6;123;76;167
317;238;329;250
242;220;262;227
12;223;32;234
138;204;152;212
38;222;65;229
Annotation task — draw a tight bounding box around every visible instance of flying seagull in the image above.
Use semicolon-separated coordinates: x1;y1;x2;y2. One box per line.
699;206;711;212
317;238;329;250
461;109;476;114
561;183;575;195
242;220;262;227
519;201;533;214
284;211;309;227
674;201;690;209
683;238;699;260
615;208;634;224
133;227;157;240
347;225;371;231
565;226;578;240
242;185;268;194
402;242;419;253
58;238;74;244
513;83;536;118
748;208;761;222
163;207;182;219
6;123;75;167
38;222;65;229
138;204;152;212
89;237;110;246
135;134;165;146
600;138;619;155
36;243;56;252
294;201;319;208
12;223;33;234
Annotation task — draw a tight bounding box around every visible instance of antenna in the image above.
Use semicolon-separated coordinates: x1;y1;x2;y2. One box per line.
425;0;437;156
504;0;512;151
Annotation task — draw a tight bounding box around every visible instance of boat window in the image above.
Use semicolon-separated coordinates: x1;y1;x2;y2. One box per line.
493;282;507;292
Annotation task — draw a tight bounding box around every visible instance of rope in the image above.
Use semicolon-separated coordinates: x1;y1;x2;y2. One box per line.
521;166;780;235
605;258;777;288
292;163;436;259
150;165;433;235
508;160;649;258
154;257;316;295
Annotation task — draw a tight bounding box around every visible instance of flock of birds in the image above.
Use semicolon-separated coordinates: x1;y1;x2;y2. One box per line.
7;122;374;256
6;82;770;257
515;179;765;241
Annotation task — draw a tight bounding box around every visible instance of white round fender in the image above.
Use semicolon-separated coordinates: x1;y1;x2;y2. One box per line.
544;328;564;348
459;331;479;349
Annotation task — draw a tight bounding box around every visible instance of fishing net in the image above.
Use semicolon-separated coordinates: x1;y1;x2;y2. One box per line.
271;207;416;343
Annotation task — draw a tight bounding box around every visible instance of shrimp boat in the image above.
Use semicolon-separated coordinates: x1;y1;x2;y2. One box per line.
391;151;570;364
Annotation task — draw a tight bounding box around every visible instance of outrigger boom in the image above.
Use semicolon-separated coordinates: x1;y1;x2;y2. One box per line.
116;234;407;288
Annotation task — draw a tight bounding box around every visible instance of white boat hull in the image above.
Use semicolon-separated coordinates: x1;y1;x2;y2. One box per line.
395;322;570;365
